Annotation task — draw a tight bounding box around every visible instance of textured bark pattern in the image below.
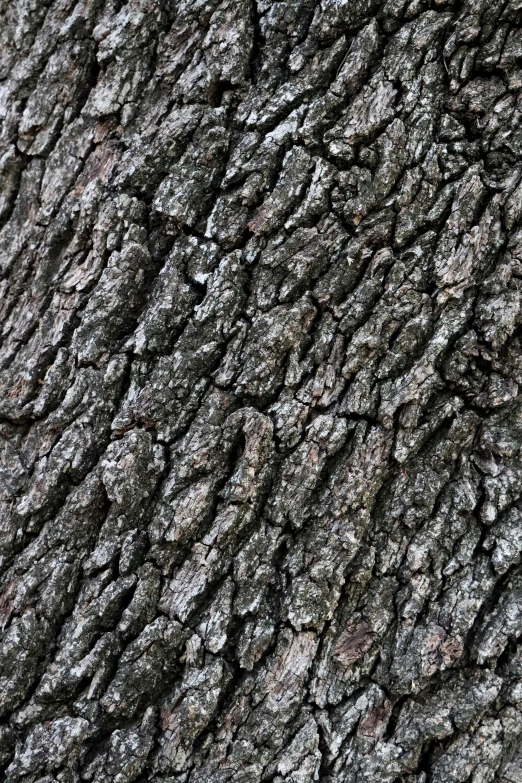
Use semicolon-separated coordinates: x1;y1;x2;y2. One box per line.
2;0;522;781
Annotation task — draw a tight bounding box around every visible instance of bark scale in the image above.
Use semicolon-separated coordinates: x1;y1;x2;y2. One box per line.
1;0;522;781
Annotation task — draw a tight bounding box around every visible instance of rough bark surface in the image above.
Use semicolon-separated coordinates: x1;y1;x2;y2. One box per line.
1;0;522;781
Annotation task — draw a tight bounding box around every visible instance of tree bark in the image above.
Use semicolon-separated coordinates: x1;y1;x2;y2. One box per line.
1;0;522;781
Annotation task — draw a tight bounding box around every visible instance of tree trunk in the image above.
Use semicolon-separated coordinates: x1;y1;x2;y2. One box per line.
1;0;522;781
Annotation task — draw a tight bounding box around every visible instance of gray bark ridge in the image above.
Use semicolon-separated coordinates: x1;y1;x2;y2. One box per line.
1;0;522;781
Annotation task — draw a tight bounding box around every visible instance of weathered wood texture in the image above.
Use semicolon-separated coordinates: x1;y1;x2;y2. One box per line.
2;0;522;781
